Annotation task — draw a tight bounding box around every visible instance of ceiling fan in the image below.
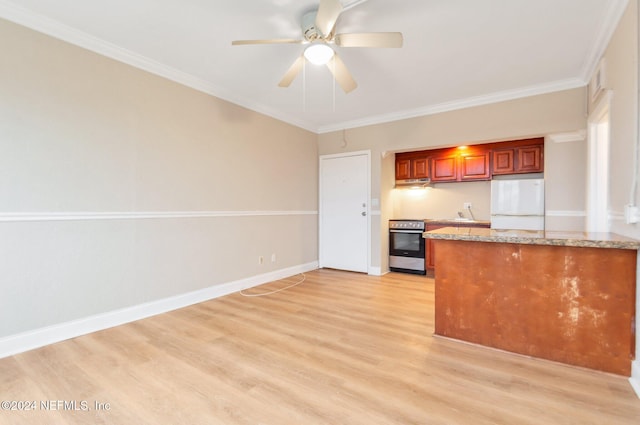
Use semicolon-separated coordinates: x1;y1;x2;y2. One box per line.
231;0;403;93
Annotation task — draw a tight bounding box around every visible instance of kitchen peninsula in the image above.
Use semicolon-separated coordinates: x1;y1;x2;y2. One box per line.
423;227;639;375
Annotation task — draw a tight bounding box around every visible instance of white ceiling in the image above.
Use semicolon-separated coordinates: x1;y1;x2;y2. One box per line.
0;0;629;133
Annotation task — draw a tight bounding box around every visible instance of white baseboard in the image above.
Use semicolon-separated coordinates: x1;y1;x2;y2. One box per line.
630;360;640;398
0;261;318;359
368;266;383;276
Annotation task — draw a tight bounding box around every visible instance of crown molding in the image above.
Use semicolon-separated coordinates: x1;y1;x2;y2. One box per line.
317;78;586;134
579;0;630;82
0;0;621;135
0;0;320;133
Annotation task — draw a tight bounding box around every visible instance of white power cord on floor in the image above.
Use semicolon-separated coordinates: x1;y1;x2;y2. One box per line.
240;273;307;297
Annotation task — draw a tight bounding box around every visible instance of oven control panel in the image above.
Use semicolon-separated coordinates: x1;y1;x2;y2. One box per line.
389;220;425;230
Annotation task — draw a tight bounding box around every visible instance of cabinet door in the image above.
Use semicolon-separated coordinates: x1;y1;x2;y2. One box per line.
425;225;446;270
412;157;429;178
430;156;457;182
517;146;543;173
426;238;436;270
492;149;515;175
426;223;490;272
460;152;490;180
395;158;411;180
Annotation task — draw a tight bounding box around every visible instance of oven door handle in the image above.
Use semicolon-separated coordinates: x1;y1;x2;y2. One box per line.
389;229;424;234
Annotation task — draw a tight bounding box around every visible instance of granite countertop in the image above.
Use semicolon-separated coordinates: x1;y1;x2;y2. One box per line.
423;226;640;250
424;219;491;226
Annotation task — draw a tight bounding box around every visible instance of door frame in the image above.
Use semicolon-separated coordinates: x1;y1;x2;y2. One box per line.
586;90;612;233
318;150;371;274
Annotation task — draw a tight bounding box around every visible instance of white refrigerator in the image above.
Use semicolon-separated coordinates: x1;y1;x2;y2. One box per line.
490;179;545;230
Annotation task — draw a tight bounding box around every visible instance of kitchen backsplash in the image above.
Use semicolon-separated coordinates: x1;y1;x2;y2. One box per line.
392;180;491;220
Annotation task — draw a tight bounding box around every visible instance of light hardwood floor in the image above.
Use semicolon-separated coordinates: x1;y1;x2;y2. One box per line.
1;269;639;424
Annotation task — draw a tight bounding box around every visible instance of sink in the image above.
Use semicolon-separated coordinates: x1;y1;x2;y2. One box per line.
429;218;487;224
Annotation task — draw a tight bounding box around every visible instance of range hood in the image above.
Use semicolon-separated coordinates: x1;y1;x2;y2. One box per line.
395;178;431;188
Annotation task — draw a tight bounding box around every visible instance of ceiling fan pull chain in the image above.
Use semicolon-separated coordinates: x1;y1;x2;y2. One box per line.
332;56;336;113
303;60;307;113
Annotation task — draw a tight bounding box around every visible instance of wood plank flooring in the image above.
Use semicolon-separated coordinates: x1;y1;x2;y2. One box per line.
1;269;639;424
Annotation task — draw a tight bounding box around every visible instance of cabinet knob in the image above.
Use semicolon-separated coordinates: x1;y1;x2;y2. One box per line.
361;212;367;216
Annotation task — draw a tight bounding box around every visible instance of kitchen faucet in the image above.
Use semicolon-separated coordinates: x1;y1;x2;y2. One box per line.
466;205;476;221
458;206;476;221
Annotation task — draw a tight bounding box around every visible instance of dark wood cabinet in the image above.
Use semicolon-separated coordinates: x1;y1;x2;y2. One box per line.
395;158;411;180
425;224;447;270
460;152;490;180
492;149;515;174
491;139;544;176
395;154;429;180
412;157;429;178
430;155;457;182
518;145;543;173
395;137;544;183
430;148;490;182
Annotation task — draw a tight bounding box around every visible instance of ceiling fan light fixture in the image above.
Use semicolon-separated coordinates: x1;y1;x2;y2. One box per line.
304;43;334;65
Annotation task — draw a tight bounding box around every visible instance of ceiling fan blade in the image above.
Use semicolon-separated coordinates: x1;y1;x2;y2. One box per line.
334;32;404;48
315;0;343;37
327;53;357;93
278;55;306;87
232;39;302;46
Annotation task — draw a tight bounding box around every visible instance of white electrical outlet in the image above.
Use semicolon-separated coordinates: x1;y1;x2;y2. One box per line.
271;253;276;262
625;204;639;224
258;256;264;265
463;202;472;209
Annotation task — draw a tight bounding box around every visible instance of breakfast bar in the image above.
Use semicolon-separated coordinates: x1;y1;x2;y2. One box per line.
423;227;639;375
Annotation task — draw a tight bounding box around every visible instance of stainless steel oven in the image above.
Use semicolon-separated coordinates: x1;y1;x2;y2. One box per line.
389;219;426;275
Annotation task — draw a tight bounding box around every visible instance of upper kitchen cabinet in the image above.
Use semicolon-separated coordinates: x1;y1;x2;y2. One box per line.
459;150;491;180
491;138;544;176
395;158;411;180
431;147;490;182
412;157;429;178
395;152;430;180
492;149;515;174
430;154;457;182
518;145;543;172
395;137;544;185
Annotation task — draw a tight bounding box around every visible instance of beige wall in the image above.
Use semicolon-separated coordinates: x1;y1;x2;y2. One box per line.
319;89;588;272
544;135;588;231
0;18;318;338
392;181;491;221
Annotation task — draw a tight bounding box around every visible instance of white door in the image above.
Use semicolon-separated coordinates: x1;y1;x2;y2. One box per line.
319;151;370;273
